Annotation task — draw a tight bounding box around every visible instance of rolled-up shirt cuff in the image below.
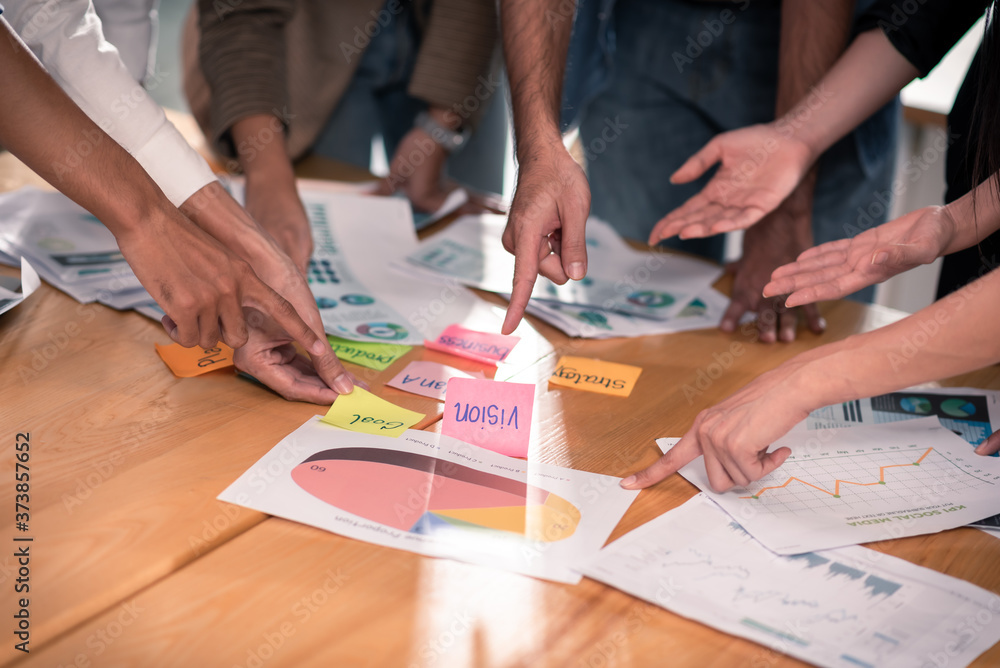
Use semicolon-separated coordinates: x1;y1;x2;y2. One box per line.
132;122;218;207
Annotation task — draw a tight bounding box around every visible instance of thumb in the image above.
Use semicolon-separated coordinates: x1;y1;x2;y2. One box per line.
560;215;589;281
976;430;1000;456
620;434;702;490
671;138;722;184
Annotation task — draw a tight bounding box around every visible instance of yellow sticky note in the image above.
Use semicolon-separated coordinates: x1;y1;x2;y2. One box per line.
155;342;235;378
548;356;643;398
321;387;425;438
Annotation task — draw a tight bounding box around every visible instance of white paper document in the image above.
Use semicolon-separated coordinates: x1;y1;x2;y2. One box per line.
219;416;639;583
795;387;1000;447
402;214;723;321
583;494;1000;668
675;418;1000;554
0;257;41;317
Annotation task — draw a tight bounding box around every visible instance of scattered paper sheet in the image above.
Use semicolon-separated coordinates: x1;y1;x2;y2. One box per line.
154;342;235;377
583;494;1000;668
442;378;535;458
412;188;468;230
402;214;722;320
327;335;411;371
386;361;485;401
675;418;1000;554
0;257;41;317
549;356;642;398
219;416;639;583
321;387;425;438
424;324;520;365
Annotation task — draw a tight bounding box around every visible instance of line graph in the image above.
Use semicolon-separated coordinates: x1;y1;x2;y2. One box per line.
741;448;933;499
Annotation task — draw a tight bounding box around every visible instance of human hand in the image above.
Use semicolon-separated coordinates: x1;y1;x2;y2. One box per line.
621;361;812;492
976;430;1000;456
501;136;591;334
722;181;825;343
648;123;814;244
764;206;956;307
377;126;453;213
243;177;313;273
233;309;357;403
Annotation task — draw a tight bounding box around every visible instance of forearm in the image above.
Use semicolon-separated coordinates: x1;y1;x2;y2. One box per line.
786;268;1000;409
789;30;917;163
940;178;1000;254
0;19;170;237
231;114;297;191
500;0;573;157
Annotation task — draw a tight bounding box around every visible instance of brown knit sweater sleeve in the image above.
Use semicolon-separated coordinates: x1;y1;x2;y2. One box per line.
196;0;296;156
408;0;499;124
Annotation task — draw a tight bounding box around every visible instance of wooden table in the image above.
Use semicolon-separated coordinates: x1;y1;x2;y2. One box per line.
2;121;999;667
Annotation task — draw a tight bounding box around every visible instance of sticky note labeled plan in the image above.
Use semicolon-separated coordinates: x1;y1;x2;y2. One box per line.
321;387;425;438
155;342;235;378
442;378;534;458
328;336;411;371
549;356;643;398
424;325;520;366
386;361;485;401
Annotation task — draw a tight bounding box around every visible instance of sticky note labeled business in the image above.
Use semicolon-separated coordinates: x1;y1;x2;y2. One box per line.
321;387;425;438
386;361;485;401
442;378;534;458
424;325;520;365
548;356;643;398
155;342;235;378
327;336;411;371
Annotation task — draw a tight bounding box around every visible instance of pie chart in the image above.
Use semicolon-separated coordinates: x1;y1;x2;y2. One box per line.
900;396;932;415
941;398;978;418
291;448;581;542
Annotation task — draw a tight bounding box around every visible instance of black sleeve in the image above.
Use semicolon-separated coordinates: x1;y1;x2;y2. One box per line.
856;0;991;77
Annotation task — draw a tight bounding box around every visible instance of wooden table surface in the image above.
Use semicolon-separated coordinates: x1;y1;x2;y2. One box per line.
2;117;1000;668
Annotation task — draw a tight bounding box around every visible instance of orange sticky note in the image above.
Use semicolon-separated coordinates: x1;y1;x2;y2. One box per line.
155;342;235;378
548;356;642;398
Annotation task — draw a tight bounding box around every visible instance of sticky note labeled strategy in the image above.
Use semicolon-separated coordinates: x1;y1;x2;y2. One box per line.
321;387;425;438
386;361;485;401
424;324;520;365
548;356;643;398
442;378;534;458
327;336;411;371
155;342;235;378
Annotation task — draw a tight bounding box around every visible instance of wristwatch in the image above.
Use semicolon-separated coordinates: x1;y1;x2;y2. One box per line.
415;111;471;153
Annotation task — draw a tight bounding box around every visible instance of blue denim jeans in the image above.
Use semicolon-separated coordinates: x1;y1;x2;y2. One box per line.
576;0;899;302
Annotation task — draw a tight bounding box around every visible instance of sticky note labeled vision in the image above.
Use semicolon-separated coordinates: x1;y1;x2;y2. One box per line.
386;361;485;401
328;336;411;371
549;356;642;398
321;387;425;438
155;342;235;378
424;324;520;365
442;378;534;458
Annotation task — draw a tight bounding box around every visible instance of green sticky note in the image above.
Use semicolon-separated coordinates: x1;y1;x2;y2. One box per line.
321;387;425;438
327;335;412;371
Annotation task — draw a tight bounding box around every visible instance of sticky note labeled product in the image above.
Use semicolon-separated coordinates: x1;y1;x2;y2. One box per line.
442;378;534;458
424;325;520;365
327;336;411;371
321;387;425;438
155;342;235;378
386;361;485;401
548;356;643;398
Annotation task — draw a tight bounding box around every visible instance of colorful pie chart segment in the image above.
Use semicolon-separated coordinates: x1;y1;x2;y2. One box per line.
291;447;580;542
941;398;978;418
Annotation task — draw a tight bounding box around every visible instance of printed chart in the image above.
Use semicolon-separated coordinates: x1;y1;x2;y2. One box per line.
680;419;1000;553
584;495;1000;668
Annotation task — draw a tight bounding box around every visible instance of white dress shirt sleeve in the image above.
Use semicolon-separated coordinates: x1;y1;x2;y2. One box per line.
3;0;217;206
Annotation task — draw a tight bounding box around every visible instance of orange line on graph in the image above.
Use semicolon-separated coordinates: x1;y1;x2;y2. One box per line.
740;447;934;500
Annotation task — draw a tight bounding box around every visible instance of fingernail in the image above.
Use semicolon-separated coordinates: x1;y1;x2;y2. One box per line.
872;251;888;265
312;340;329;356
333;374;354;394
620;475;637;488
568;262;585;280
817;317;827;331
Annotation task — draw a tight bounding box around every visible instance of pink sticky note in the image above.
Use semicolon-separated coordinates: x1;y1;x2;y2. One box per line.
442;378;535;458
424;325;520;366
386;361;485;401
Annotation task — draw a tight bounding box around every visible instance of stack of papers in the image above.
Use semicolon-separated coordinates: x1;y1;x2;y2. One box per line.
0;257;41;317
397;214;725;338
